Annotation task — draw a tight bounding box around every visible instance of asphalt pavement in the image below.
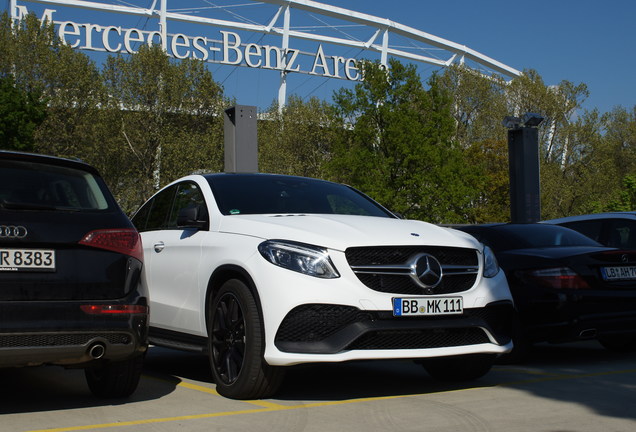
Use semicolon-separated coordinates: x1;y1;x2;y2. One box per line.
2;340;635;432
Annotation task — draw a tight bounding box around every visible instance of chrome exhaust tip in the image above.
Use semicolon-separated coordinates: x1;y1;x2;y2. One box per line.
88;343;106;359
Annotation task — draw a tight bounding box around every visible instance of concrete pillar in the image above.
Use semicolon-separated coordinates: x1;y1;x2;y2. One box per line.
224;105;258;173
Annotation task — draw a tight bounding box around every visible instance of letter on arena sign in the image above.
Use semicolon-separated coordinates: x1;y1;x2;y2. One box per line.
192;36;209;61
221;31;242;65
285;48;301;72
311;45;332;76
102;26;122;52
16;6;55;24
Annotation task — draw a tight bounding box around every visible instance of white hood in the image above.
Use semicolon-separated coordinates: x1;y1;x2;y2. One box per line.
218;214;480;252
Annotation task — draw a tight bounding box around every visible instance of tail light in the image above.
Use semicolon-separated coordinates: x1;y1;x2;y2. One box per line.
80;305;148;315
79;228;143;262
519;267;591;290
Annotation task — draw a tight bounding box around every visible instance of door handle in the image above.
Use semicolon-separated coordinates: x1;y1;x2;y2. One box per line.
153;242;165;253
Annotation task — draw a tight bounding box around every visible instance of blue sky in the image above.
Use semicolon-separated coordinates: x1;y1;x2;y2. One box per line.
5;0;635;114
305;0;636;114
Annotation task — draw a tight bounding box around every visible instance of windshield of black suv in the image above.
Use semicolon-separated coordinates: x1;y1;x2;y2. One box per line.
0;160;111;211
206;174;396;218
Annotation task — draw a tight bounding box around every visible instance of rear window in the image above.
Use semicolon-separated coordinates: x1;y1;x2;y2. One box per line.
0;160;112;211
464;225;601;252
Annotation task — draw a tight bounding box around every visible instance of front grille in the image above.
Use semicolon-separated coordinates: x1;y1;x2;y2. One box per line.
346;246;479;295
275;304;364;343
346;328;489;350
0;333;132;348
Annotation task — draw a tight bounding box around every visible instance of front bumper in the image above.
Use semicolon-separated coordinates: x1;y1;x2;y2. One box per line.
244;249;514;366
275;301;514;354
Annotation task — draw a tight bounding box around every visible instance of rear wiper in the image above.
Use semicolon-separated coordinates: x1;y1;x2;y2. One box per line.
0;200;73;211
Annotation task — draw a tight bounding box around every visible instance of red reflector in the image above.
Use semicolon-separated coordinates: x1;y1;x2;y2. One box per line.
80;305;148;315
79;228;143;262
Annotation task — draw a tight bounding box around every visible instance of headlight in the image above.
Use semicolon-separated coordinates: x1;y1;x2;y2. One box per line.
483;245;500;278
258;240;340;279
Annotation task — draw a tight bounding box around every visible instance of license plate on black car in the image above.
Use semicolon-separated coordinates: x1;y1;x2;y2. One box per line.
392;297;463;316
0;249;56;272
601;266;636;281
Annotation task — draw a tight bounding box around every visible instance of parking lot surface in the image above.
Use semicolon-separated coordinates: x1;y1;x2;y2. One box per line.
2;341;635;432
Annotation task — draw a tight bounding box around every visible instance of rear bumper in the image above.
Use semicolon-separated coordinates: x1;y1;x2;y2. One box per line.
0;294;148;368
517;289;636;343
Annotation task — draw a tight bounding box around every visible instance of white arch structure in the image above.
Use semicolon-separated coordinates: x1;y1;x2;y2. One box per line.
8;0;522;107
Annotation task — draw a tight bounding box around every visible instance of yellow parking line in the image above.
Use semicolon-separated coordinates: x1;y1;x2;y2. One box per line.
26;407;279;432
176;381;219;396
170;376;288;409
26;394;410;432
26;367;636;432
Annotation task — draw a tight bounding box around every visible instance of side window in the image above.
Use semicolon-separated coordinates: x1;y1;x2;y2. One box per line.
166;182;208;228
132;185;177;232
607;220;636;249
562;220;603;244
131;201;152;231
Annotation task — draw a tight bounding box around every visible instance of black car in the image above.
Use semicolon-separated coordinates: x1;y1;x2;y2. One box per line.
543;212;636;249
0;151;148;397
455;223;636;357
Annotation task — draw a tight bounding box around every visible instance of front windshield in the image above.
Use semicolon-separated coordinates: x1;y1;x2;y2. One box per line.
207;174;395;218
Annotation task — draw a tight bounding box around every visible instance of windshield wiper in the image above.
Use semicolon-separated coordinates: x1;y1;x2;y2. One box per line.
0;200;77;211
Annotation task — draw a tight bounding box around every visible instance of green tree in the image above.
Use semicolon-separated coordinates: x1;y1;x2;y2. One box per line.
438;66;593;221
329;59;477;223
100;45;227;212
0;10;111;175
603;175;636;212
437;65;509;148
259;95;341;178
0;75;47;151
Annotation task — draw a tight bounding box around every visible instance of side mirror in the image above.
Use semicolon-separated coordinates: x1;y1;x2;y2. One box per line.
177;206;208;229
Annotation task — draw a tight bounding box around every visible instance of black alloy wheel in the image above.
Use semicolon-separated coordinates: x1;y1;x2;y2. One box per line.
208;279;284;399
211;290;246;385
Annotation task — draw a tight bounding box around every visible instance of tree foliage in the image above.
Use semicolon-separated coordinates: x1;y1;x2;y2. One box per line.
100;45;227;212
2;11;636;221
329;60;478;222
0;75;47;151
259;95;341;178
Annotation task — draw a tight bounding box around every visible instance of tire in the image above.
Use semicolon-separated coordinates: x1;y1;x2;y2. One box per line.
208;279;284;399
85;354;144;398
598;334;636;353
422;354;495;382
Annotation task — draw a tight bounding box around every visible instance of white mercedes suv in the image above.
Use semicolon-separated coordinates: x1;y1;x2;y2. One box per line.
132;173;513;399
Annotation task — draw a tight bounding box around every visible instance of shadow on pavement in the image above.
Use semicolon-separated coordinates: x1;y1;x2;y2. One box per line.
0;351;180;415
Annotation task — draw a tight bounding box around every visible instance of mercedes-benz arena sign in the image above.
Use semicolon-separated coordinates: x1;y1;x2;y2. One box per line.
11;2;362;81
8;0;520;107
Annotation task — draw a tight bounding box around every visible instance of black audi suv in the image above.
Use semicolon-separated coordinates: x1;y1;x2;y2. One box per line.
0;150;148;397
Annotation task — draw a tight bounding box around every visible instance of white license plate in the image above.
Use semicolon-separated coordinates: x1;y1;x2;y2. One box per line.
601;266;636;281
0;249;56;272
392;297;463;316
